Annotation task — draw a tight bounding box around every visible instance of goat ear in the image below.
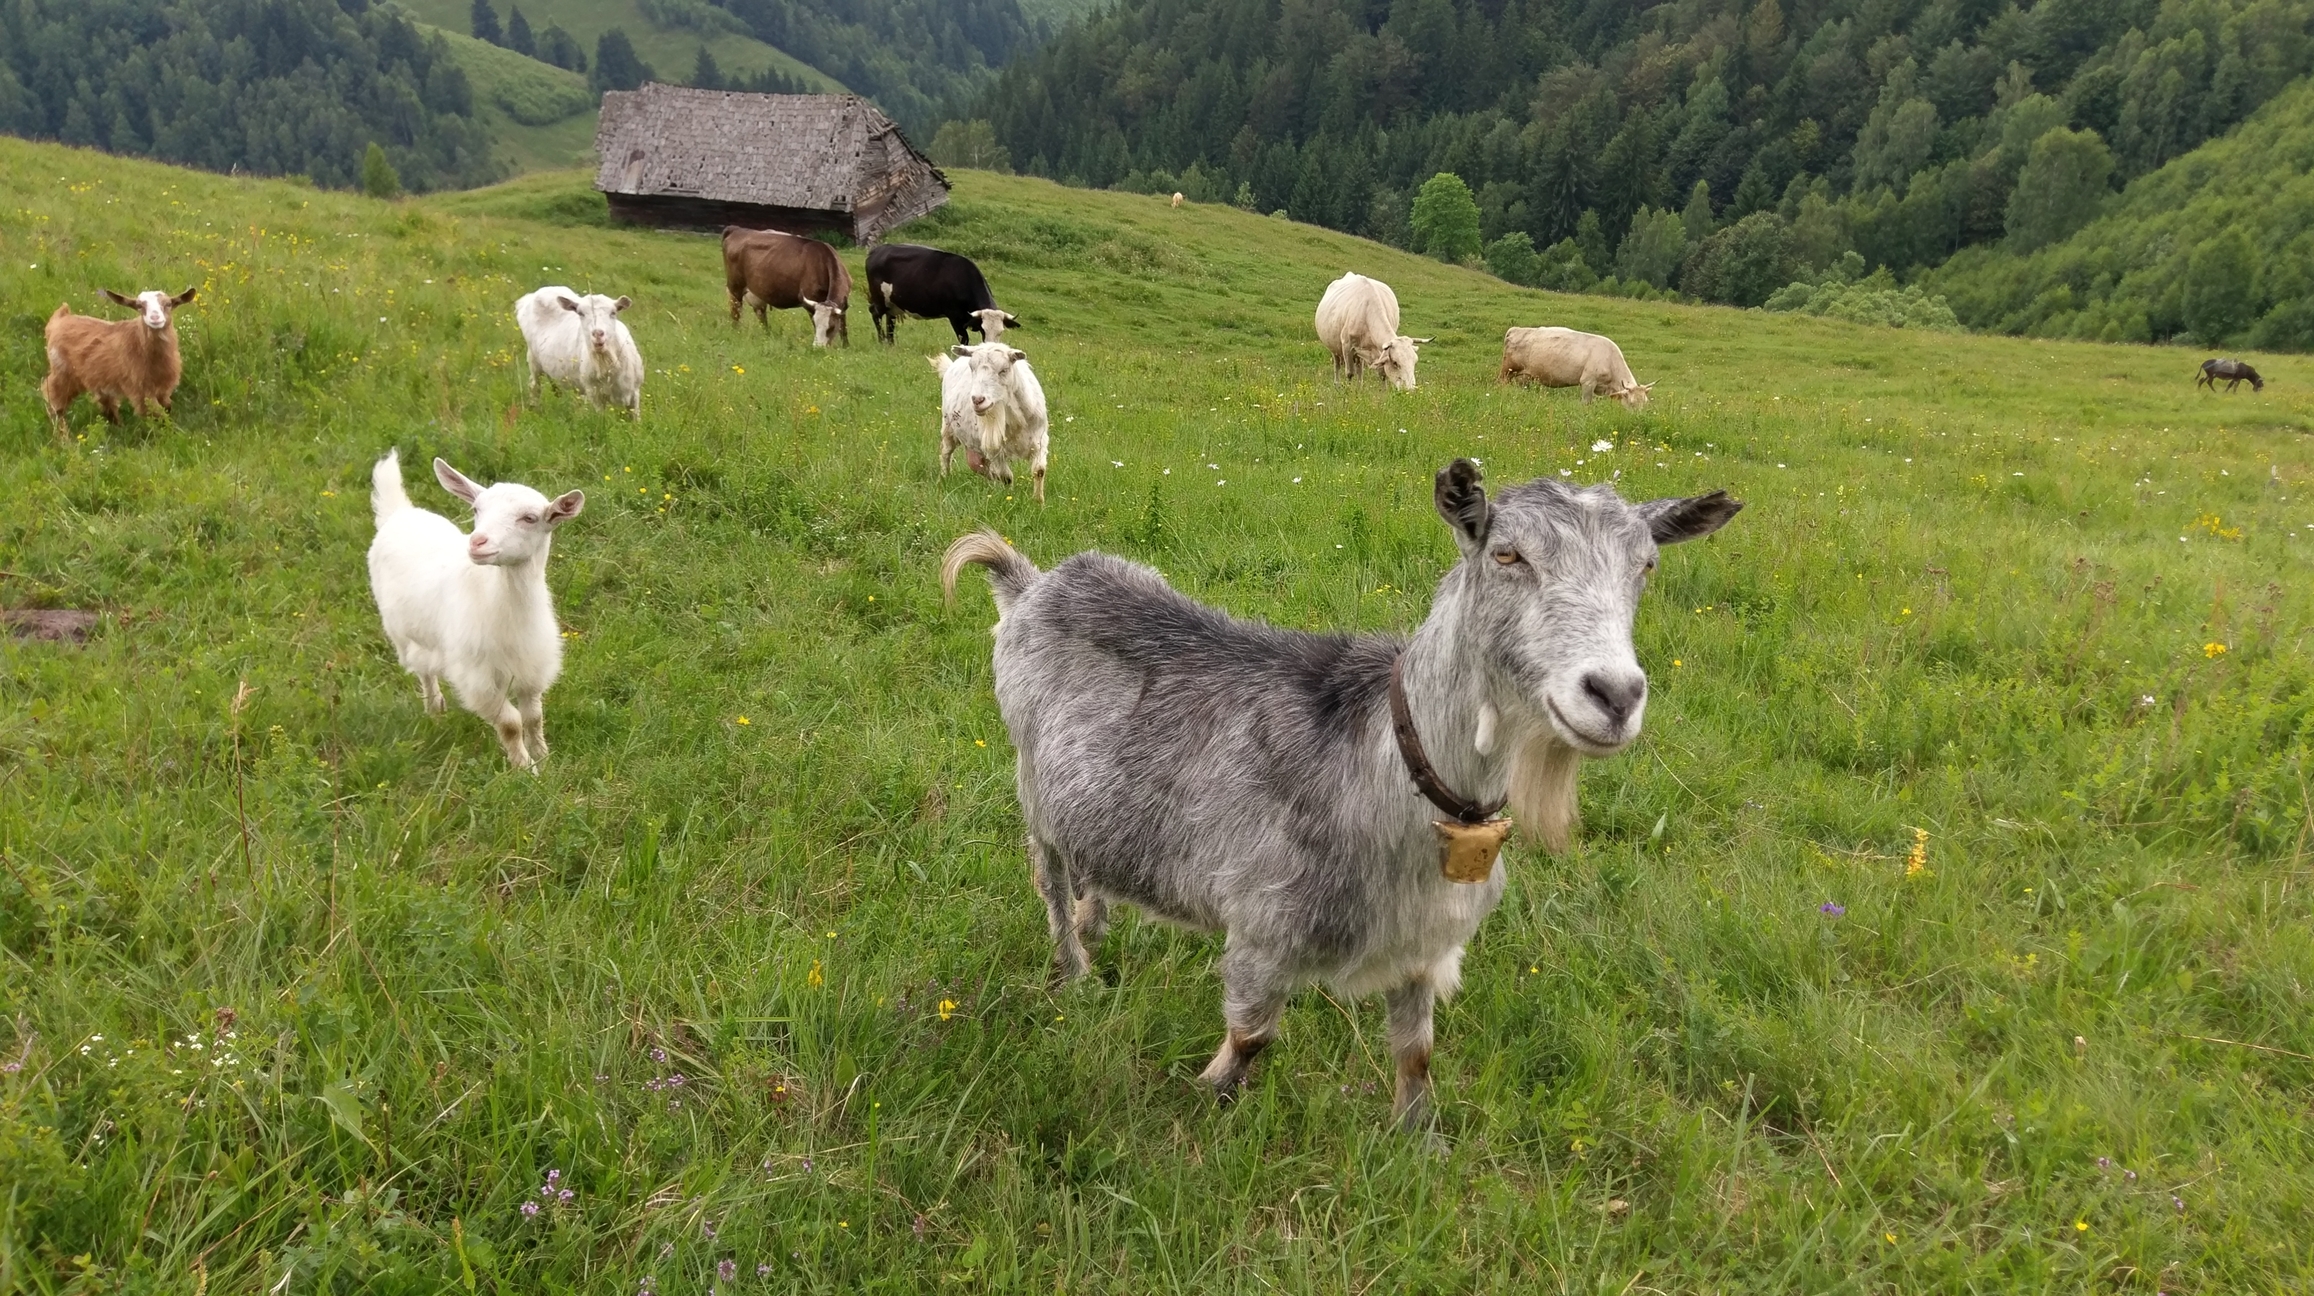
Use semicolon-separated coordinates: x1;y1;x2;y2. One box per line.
433;458;483;504
546;489;585;524
556;296;581;313
949;344;972;358
1639;490;1742;545
101;289;134;307
1008;349;1026;362
170;287;197;306
1433;458;1491;557
612;296;631;313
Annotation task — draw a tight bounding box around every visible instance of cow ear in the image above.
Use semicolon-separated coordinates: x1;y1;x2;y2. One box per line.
101;288;134;307
434;458;484;504
556;296;581;313
1003;313;1020;328
171;287;197;306
1639;491;1741;545
612;296;631;313
1433;459;1491;558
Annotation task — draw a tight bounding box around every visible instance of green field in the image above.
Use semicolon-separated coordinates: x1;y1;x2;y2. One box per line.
388;0;845;97
4;136;2313;1293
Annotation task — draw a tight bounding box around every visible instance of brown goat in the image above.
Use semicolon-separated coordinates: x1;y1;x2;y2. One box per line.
42;287;196;435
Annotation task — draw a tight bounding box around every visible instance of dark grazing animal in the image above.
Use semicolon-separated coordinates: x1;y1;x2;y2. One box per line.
42;287;196;434
865;243;1016;346
2197;358;2264;392
722;227;851;346
942;461;1740;1129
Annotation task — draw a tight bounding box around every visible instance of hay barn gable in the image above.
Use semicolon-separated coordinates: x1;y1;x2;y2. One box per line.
594;85;949;242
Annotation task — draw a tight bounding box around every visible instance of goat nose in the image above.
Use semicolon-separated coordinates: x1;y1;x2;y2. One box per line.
1580;670;1647;727
971;396;989;410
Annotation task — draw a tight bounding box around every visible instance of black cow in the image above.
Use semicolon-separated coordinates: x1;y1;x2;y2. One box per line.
864;243;1019;346
2197;358;2265;393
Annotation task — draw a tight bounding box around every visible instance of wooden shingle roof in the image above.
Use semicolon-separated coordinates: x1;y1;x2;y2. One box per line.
594;85;949;242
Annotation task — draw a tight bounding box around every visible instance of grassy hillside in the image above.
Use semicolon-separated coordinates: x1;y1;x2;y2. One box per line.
390;0;846;97
421;22;604;175
1931;74;2314;349
5;136;2314;1293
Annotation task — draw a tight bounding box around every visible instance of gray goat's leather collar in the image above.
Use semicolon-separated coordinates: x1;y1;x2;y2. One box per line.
1388;655;1509;825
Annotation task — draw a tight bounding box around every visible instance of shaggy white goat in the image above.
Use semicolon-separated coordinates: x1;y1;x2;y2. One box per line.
515;286;642;418
368;449;585;769
930;343;1049;503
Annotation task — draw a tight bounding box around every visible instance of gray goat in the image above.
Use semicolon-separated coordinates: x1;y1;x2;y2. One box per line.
942;460;1739;1127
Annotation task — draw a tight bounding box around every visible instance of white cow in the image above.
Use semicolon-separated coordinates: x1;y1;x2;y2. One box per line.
931;343;1049;504
1499;326;1653;409
1315;272;1428;391
516;286;643;418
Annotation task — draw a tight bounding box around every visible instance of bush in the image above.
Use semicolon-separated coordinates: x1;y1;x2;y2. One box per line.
1763;266;1962;330
1682;211;1797;306
1613;205;1688;287
1411;173;1481;263
1484;231;1541;286
1534;237;1597;292
930;120;1012;173
360;142;401;198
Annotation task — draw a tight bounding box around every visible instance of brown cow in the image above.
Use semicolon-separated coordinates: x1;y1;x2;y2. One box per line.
721;227;851;347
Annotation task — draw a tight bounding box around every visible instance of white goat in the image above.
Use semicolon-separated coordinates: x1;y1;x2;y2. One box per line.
367;449;585;770
515;286;642;418
930;343;1049;503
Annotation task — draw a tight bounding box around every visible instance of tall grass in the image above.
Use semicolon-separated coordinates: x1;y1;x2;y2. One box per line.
3;137;2312;1293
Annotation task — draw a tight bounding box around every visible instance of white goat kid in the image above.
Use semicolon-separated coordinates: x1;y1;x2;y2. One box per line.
367;449;585;770
515;286;643;418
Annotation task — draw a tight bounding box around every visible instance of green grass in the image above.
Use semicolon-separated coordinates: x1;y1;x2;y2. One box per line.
4;137;2314;1293
418;22;603;176
386;0;845;101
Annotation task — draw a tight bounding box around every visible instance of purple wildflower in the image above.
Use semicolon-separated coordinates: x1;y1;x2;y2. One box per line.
801;1157;814;1172
703;1219;718;1240
2172;1195;2185;1212
546;1169;561;1186
758;1264;773;1276
1819;901;1846;917
2096;1157;2111;1170
558;1189;574;1203
521;1200;540;1218
717;1258;737;1282
651;1047;667;1064
912;1213;927;1240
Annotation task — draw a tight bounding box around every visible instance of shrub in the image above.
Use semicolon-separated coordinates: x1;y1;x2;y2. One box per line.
1682;211;1797;306
1411;173;1481;263
1484;231;1541;286
360;142;401;198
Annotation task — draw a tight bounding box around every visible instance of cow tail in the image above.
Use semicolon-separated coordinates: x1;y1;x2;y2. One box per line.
941;529;1039;614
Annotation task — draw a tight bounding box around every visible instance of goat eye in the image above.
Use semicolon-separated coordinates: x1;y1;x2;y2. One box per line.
521;514;538;524
1491;548;1523;566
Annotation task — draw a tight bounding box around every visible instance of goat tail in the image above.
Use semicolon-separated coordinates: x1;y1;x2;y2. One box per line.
370;448;412;525
941;529;1038;613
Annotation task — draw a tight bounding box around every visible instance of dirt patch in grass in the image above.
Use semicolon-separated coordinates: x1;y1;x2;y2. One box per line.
3;608;100;642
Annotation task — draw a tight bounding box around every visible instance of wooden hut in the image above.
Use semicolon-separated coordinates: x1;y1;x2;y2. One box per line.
593;84;949;242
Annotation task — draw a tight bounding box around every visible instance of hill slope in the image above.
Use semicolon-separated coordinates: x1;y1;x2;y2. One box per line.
392;0;846;96
975;0;2314;307
5;138;2314;1291
1928;72;2314;348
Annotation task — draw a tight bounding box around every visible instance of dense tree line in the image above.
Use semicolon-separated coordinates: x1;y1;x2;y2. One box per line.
706;0;1042;134
0;0;498;191
469;0;589;74
975;0;2314;323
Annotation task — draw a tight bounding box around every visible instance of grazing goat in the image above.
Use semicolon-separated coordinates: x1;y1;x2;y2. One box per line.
41;288;196;434
931;343;1049;503
368;449;585;770
944;461;1739;1128
1316;273;1427;390
2198;358;2264;393
515;287;643;417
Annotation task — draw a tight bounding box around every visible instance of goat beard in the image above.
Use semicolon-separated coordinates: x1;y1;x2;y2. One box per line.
1505;729;1582;855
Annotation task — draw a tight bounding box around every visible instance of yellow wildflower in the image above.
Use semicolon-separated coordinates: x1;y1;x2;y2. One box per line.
1905;827;1928;878
735;716;750;726
2204;642;2227;658
806;959;823;988
938;998;957;1021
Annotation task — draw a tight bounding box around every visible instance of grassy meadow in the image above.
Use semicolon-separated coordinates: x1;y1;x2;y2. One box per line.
4;134;2314;1293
